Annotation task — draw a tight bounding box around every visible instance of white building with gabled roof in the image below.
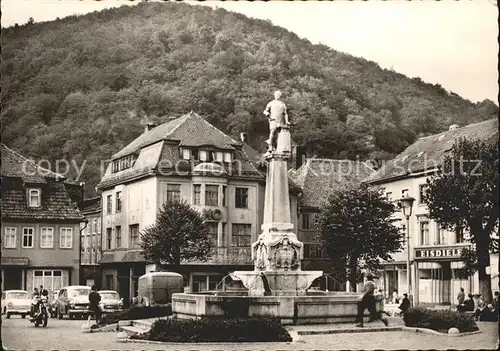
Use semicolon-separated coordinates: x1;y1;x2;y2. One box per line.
365;118;499;305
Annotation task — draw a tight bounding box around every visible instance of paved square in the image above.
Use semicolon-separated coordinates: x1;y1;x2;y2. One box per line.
2;316;498;350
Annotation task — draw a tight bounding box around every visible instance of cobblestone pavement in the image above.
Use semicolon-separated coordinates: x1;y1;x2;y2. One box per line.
1;315;498;351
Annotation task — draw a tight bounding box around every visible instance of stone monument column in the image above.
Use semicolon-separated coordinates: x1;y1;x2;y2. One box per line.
233;92;322;296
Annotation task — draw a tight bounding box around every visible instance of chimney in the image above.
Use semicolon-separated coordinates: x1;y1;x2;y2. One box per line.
449;124;460;131
144;122;156;132
240;132;247;143
294;146;307;170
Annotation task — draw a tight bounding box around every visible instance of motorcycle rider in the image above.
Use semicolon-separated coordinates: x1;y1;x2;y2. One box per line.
39;285;49;297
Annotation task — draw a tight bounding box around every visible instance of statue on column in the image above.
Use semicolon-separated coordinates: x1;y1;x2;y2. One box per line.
263;90;290;153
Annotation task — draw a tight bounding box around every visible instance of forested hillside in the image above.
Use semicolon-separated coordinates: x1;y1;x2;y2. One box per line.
1;2;497;196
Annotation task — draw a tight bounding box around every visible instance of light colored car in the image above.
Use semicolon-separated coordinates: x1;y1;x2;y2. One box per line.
97;290;124;315
1;290;31;319
56;285;91;319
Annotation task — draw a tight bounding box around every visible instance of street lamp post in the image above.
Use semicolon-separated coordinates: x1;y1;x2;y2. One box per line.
399;195;415;306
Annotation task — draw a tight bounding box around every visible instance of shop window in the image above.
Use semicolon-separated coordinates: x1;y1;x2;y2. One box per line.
33;270;62;292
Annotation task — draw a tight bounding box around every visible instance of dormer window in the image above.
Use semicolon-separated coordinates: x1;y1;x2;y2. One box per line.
199;150;208;162
192;149;199;161
181;148;191;160
28;189;41;207
112;155;137;173
215;152;224;162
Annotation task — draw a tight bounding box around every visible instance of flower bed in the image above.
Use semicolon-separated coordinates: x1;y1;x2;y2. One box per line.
102;304;172;325
403;307;479;333
131;317;293;342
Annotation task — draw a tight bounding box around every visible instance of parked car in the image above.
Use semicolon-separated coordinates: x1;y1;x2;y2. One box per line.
48;290;61;318
97;290;123;315
1;290;31;319
56;286;91;320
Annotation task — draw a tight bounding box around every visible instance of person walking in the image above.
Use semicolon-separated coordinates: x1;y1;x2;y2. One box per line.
493;291;499;311
457;287;465;306
392;289;400;304
88;286;102;325
398;293;411;315
355;274;389;327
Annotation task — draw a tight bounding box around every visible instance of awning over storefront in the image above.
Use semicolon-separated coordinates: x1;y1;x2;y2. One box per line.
1;257;29;266
381;262;406;270
99;252;121;264
450;261;466;269
122;251;144;263
418;262;443;269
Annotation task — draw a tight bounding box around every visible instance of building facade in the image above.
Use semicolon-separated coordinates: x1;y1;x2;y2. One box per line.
290;158;375;290
1;144;85;294
365;119;499;305
79;197;102;287
96;112;299;303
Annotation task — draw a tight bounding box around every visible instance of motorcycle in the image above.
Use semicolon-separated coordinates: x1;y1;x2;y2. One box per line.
30;296;48;327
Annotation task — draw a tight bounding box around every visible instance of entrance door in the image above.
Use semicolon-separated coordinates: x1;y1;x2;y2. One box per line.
3;267;23;290
117;268;130;305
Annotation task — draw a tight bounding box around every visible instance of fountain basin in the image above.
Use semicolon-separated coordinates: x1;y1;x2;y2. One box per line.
172;292;384;325
232;270;324;296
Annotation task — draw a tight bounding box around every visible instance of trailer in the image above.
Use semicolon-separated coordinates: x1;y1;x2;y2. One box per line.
137;272;183;306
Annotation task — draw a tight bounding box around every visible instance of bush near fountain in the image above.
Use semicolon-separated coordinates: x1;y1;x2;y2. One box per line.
403;307;479;333
130;317;292;342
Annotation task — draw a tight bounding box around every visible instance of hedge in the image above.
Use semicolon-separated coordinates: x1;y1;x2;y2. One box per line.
131;317;293;342
403;307;479;333
102;304;172;325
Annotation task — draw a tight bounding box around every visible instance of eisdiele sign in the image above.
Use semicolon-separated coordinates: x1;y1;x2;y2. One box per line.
414;246;466;260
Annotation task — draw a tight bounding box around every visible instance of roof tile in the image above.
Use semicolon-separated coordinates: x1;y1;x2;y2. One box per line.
112;112;240;159
290;158;375;208
1;144;84;221
365;119;499;184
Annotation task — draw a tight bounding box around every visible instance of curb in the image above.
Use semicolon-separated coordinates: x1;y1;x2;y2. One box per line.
296;326;403;335
401;326;483;337
292;325;483;337
82;323;119;333
116;338;296;345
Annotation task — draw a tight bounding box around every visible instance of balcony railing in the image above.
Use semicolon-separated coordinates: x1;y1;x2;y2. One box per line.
186;246;252;265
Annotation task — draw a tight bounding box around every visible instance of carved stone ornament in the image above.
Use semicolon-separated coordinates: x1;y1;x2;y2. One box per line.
252;235;268;271
269;235;303;270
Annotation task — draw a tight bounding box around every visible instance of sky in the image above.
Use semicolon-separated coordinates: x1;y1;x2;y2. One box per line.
1;0;498;104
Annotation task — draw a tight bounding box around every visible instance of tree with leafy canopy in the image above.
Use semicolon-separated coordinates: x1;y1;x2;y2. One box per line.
140;200;213;272
425;138;499;303
315;184;403;291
